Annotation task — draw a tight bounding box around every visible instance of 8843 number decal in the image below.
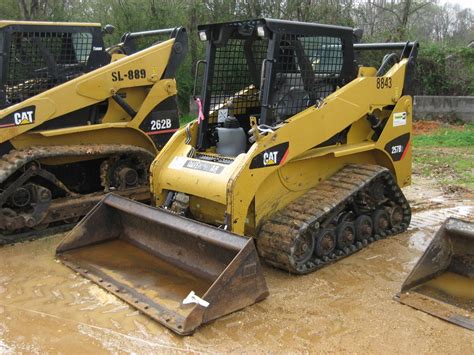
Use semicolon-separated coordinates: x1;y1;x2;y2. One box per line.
376;77;392;89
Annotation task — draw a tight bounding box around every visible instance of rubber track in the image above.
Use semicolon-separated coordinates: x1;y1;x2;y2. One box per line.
0;223;74;246
256;164;411;274
0;144;154;236
0;144;154;185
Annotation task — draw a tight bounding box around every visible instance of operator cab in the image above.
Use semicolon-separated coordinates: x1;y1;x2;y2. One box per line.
0;21;110;108
194;19;356;154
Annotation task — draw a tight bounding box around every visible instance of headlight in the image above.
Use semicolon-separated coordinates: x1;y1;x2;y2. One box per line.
199;31;207;41
257;26;265;37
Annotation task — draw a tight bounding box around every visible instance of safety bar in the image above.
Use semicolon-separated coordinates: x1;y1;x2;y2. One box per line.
119;27;185;55
354;42;418;50
121;28;178;41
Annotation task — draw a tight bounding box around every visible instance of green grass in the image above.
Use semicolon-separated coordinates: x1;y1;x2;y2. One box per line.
180;114;195;126
413;123;474;189
414;123;474;147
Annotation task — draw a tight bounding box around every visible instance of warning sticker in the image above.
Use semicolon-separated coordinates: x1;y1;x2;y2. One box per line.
168;156;224;174
393;112;407;127
217;109;228;123
184;160;224;174
168;156;187;170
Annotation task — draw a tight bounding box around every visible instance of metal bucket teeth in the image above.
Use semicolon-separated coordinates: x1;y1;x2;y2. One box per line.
396;218;474;330
56;194;269;335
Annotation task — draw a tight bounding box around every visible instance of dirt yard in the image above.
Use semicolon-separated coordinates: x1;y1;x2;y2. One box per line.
0;171;473;354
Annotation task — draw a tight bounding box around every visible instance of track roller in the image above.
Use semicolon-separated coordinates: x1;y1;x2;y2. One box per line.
355;215;373;241
314;228;336;258
372;209;390;235
336;222;356;249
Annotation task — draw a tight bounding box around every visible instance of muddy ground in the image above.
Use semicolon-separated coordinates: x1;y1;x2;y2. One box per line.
0;174;473;353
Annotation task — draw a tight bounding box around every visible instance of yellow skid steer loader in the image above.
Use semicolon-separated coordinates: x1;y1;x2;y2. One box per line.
57;19;419;334
0;21;187;239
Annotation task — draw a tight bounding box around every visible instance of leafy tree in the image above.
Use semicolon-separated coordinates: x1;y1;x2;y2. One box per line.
0;0;472;106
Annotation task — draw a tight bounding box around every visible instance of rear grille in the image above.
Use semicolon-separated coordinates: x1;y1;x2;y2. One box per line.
194;152;234;164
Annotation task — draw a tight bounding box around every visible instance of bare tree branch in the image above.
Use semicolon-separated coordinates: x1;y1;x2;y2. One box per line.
368;1;402;23
409;1;431;15
18;0;30;20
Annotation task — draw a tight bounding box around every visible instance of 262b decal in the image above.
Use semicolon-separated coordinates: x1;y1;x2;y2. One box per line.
111;69;146;82
150;119;172;131
139;96;180;149
376;77;392;89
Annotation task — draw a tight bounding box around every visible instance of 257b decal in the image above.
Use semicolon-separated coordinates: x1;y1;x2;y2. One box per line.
384;133;410;161
111;69;146;82
391;145;404;155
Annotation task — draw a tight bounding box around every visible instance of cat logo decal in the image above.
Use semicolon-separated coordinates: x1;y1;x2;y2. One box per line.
250;142;289;169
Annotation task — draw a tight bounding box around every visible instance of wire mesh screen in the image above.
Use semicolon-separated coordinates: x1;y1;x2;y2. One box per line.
272;35;343;122
4;31;93;105
207;37;268;121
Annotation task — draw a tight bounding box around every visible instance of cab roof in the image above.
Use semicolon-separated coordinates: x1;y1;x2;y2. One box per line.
197;18;353;35
0;20;101;29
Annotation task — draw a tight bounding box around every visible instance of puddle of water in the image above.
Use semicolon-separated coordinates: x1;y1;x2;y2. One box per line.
0;340;14;354
409;206;474;230
422;272;474;301
401;271;474;323
1;205;474;352
86;285;124;308
408;230;433;252
457;205;474;216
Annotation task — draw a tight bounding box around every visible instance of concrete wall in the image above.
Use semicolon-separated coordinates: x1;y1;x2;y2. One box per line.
188;95;473;122
414;96;474;122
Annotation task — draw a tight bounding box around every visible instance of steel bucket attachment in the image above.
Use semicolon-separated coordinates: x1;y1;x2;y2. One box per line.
56;194;269;335
396;218;474;330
